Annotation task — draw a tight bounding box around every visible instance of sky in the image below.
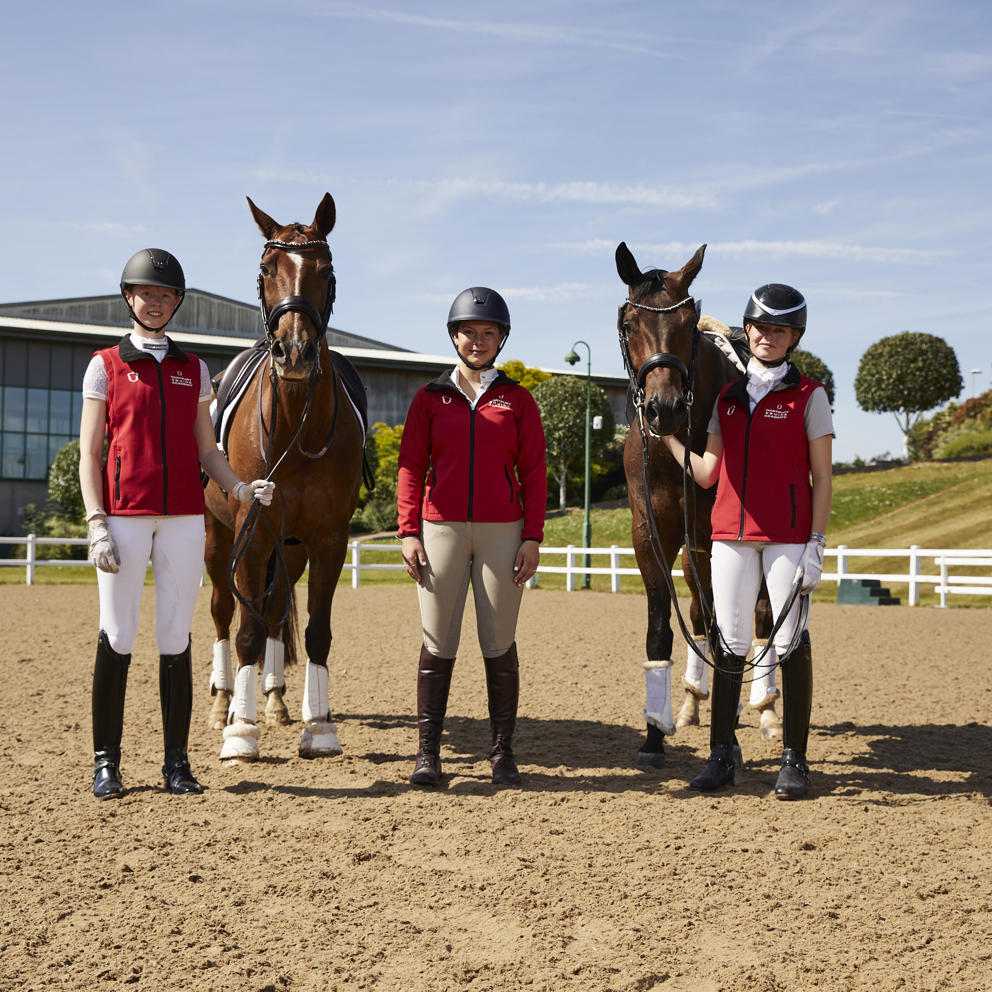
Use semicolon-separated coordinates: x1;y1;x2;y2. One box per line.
2;0;991;462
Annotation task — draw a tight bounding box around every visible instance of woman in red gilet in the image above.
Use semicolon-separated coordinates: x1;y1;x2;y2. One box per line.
662;284;833;799
79;249;274;800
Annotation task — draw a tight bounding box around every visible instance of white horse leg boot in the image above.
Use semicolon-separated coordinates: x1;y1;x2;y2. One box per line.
298;660;342;758
261;636;290;726
220;663;260;761
208;639;233;731
749;638;782;740
636;659;675;769
676;637;710;728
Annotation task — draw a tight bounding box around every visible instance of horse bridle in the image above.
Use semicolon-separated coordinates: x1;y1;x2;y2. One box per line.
617;295;699;418
257;238;336;342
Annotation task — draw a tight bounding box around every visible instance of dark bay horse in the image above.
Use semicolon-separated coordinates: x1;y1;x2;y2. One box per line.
204;193;366;761
615;242;773;768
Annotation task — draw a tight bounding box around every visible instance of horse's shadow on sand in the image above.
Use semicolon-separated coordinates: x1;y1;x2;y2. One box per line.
222;714;992;801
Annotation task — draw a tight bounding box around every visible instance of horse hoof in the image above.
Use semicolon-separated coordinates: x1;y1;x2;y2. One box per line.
208;692;232;731
299;721;342;758
220;721;260;761
758;706;782;740
264;692;291;727
635;750;665;769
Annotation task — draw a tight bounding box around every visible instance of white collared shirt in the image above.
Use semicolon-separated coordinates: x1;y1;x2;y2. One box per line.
452;366;499;409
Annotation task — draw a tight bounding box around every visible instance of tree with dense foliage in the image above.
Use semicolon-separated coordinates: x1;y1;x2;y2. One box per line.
48;440;86;520
498;359;552;393
790;348;835;408
854;331;963;458
352;422;403;533
532;376;615;510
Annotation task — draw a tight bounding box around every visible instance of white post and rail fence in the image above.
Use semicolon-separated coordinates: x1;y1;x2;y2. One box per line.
2;535;990;608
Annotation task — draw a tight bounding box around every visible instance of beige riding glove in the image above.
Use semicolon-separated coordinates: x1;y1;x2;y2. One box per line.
235;479;276;506
88;520;121;573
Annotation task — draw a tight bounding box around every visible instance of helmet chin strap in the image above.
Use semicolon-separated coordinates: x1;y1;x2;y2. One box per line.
751;354;788;368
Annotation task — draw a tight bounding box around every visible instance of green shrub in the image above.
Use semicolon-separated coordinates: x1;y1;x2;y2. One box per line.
933;425;992;459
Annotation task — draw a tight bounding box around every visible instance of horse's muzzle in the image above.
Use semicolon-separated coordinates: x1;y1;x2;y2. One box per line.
643;392;688;436
270;333;320;380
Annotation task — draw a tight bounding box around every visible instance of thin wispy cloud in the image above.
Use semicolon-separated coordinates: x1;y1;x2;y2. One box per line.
552;238;953;265
290;1;686;60
417;282;605;306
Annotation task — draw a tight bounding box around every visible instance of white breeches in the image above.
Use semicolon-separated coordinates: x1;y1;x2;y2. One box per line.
710;540;806;659
96;515;206;656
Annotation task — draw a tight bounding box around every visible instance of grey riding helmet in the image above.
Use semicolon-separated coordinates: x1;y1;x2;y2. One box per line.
743;283;806;339
120;249;186;328
446;287;510;370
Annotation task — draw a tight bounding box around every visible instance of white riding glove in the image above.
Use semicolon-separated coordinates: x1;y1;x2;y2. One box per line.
235;479;275;507
797;533;826;595
88;520;120;574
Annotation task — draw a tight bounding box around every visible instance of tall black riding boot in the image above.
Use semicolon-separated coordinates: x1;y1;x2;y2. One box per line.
689;647;745;791
160;637;204;795
775;632;813;800
410;644;455;787
484;643;521;785
92;631;131;800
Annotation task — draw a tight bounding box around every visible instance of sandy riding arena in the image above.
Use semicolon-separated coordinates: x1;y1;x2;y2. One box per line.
1;585;990;992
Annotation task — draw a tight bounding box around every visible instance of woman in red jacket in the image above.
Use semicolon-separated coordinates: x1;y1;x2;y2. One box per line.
79;249;274;800
662;284;833;799
397;287;547;787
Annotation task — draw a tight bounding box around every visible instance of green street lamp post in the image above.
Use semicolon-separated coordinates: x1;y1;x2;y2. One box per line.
565;340;592;589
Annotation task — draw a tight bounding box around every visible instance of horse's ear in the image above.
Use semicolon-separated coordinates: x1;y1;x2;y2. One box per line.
312;193;336;238
247;197;280;240
615;242;644;288
677;244;707;288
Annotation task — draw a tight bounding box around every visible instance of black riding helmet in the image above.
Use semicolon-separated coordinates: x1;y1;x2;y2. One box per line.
743;283;806;336
120;249;186;330
446;287;510;371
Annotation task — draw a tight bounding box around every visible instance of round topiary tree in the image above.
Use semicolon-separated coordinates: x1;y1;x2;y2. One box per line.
854;331;963;459
790;348;835;408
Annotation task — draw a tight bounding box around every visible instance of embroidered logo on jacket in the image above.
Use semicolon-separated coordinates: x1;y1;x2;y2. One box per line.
764;406;788;420
127;371;139;383
171;373;194;388
487;396;513;411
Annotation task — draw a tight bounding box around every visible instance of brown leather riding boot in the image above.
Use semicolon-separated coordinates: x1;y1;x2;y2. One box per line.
92;631;130;800
410;645;455;787
776;633;813;800
484;643;521;785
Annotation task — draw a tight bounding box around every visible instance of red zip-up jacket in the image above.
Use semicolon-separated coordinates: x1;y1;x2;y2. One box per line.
99;336;206;516
711;366;820;544
397;370;547;542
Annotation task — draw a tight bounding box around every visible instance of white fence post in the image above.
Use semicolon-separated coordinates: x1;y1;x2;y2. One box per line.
610;545;620;593
26;534;37;586
566;545;576;593
908;545;920;607
938;557;949;609
835;545;847;587
351;541;361;588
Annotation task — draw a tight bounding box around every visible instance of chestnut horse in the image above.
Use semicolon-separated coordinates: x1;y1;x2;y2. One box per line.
204;193;365;762
615;242;774;769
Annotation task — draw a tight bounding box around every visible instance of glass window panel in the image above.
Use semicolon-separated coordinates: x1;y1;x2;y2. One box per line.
3;387;25;431
27;388;48;433
50;390;72;434
2;432;25;478
49;435;73;465
72;391;84;434
26;434;49;479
